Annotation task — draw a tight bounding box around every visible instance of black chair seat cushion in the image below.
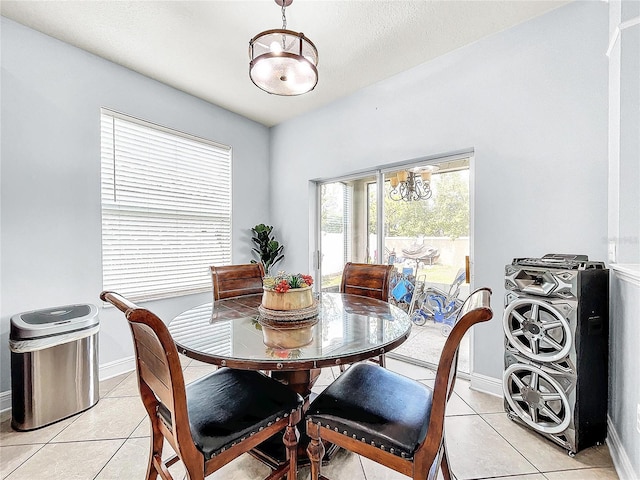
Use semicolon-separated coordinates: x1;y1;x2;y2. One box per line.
159;368;302;460
307;363;433;459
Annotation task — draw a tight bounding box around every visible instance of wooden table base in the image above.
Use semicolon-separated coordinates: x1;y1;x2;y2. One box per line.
251;430;339;468
253;368;339;467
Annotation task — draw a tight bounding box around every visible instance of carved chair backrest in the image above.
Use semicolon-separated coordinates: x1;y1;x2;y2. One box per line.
339;262;394;301
210;263;265;301
100;291;196;456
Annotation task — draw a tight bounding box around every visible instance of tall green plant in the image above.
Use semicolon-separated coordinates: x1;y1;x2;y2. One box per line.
250;224;284;275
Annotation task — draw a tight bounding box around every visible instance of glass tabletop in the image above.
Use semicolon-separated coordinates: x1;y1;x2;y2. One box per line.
169;292;412;371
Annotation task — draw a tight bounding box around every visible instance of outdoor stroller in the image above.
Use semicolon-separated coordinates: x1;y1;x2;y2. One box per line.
410;268;467;336
390;268;415;309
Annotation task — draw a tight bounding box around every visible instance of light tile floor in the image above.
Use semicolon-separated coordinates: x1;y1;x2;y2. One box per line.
393;319;471;373
0;357;618;480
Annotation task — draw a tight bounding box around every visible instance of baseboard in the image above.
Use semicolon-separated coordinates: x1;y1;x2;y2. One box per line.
470;372;503;397
99;355;136;381
0;356;136;414
0;390;11;413
607;415;637;480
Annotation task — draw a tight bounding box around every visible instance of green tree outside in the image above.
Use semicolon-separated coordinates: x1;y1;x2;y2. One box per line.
370;170;469;239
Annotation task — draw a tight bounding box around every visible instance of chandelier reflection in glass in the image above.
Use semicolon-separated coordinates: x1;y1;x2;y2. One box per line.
388;166;439;202
249;0;318;96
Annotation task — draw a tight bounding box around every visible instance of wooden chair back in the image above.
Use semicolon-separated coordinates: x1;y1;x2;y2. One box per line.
339;262;394;369
100;291;200;475
210;263;265;300
339;262;394;301
419;288;492;466
306;287;493;480
101;290;302;480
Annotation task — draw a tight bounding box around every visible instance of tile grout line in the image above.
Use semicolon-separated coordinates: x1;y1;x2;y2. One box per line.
1;443;46;480
95;371;152;480
473;411;542;477
91;438;128;480
7;371;137;479
475;412;616;477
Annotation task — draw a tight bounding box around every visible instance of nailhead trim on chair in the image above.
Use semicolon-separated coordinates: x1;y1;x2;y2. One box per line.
207;407;300;459
313;418;414;459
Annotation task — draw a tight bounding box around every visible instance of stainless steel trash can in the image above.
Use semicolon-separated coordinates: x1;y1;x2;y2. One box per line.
10;304;99;431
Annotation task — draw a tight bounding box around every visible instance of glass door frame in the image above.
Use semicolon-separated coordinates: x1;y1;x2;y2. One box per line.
311;150;475;373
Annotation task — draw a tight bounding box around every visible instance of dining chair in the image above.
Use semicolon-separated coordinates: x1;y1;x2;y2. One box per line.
340;262;394;301
101;290;303;480
339;262;394;369
305;288;493;480
210;263;265;300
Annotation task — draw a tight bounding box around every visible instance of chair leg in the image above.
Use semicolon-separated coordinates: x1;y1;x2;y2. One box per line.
283;421;300;480
146;424;164;480
378;354;386;368
306;421;325;480
440;438;453;480
183;465;204;480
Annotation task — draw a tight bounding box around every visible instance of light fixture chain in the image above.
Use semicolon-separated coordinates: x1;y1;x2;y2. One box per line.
281;2;287;29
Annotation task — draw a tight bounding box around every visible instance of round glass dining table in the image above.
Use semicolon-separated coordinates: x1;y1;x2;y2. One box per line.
169;292;412;399
169;292;412;466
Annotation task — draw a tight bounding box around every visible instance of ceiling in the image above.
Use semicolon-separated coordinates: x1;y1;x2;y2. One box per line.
1;1;569;127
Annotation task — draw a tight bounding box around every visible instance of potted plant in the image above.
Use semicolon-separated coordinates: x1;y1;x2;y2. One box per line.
250;223;284;275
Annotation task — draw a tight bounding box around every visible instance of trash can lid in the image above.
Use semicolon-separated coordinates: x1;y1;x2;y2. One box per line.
10;304;99;340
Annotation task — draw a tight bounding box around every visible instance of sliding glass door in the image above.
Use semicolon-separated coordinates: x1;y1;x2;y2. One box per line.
316;155;471;371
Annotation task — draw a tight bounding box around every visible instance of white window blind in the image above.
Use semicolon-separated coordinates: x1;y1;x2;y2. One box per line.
100;109;232;301
343;182;352;264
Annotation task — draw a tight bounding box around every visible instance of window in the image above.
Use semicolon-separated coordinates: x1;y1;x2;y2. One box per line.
100;109;232;301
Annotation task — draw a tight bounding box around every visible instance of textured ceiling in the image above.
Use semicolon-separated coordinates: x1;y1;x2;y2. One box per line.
1;1;569;126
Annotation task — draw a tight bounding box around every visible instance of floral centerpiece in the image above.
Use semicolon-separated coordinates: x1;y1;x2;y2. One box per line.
260;271;315;310
261;271;315;311
265;347;303;359
263;272;314;293
259;271;318;348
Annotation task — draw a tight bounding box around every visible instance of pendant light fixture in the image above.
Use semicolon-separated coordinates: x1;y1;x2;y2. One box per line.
249;0;318;96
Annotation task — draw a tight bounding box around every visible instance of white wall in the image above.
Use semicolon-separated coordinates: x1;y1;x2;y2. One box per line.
270;1;609;381
0;17;271;393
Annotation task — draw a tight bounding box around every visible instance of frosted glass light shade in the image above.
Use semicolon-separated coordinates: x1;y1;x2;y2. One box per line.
249;29;318;96
420;171;432;182
396;171;408;182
